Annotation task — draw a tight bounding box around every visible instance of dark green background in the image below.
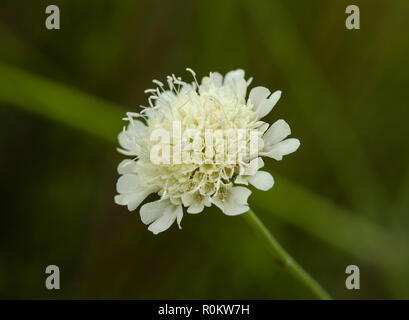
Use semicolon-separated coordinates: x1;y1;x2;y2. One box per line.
0;0;408;299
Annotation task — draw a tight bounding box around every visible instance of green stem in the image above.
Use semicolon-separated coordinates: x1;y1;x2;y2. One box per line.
243;209;332;300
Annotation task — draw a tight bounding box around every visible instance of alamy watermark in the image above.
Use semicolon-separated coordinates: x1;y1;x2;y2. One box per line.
45;265;60;290
345;265;360;290
148;121;259;166
45;5;60;30
345;5;360;30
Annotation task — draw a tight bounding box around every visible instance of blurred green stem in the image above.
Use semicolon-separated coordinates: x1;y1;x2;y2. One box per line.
243;209;332;300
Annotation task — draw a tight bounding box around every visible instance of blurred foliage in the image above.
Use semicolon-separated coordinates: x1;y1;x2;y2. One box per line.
0;0;408;299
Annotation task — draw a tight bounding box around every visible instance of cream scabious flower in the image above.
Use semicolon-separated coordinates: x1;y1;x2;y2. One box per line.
115;69;300;234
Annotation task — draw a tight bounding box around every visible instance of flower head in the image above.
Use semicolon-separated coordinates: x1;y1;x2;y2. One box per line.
115;69;300;234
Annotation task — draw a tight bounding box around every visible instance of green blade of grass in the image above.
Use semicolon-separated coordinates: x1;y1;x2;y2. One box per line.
0;63;122;143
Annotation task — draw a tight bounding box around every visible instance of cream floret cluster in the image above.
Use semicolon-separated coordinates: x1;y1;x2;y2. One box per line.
115;69;300;234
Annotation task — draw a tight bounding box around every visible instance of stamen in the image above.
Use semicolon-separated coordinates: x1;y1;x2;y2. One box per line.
186;67;200;89
152;79;164;87
166;76;177;94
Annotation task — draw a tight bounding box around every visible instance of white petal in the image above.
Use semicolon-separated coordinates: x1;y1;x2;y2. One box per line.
181;193;195;207
213;186;251;216
116;174;139;194
230;186;251;205
248;171;275;191
232;78;248;100
140;200;169;224
118;121;146;156
114;189;152;211
140;200;183;235
115;173;154;211
263;119;291;148
240;158;260;175
249;86;270;109
255;90;281;119
157;90;176;105
118;131;137;155
187;202;204;214
117;147;139;156
148;213;177;235
199;77;211;93
254;121;269;134
262;138;300;160
223;186;251;216
210;72;223;87
114;194;130;206
176;207;183;228
235;175;249;185
203;196;212;207
117;159;138;174
180;83;194;94
224;69;245;84
254;101;272;119
257;157;265;169
270;90;281;104
182;193;206;214
128;120;147;136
